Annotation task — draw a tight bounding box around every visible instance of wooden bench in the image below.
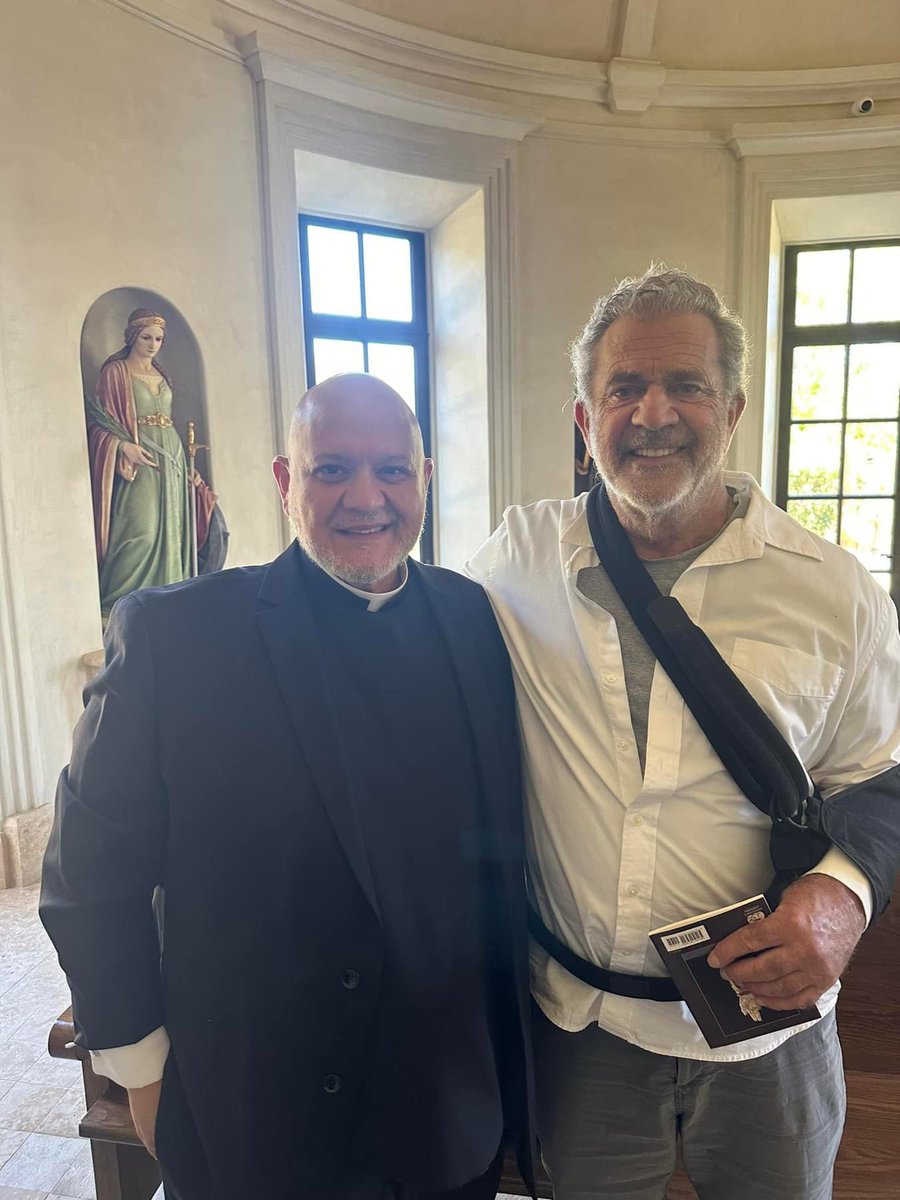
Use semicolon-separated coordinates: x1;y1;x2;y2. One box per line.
50;888;899;1199
48;1012;163;1200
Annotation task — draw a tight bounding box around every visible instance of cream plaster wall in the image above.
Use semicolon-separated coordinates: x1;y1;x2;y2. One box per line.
513;134;737;503
0;0;278;818
431;191;490;570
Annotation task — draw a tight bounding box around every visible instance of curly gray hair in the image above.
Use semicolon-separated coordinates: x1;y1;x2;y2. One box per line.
570;265;748;405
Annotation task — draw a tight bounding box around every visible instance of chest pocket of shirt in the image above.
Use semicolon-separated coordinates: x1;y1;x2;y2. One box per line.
729;638;845;758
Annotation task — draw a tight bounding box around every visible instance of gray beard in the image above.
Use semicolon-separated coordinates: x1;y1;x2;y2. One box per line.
288;507;423;589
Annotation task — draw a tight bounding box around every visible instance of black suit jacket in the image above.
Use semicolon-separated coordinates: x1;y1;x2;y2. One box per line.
41;546;536;1199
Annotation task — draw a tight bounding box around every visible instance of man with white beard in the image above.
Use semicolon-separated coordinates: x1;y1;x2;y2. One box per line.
467;266;900;1200
42;375;535;1200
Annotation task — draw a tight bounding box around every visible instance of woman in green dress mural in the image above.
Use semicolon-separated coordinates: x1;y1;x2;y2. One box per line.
87;308;217;617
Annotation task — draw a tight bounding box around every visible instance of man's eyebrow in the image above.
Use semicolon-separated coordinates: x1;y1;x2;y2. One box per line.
602;368;710;388
604;371;646;388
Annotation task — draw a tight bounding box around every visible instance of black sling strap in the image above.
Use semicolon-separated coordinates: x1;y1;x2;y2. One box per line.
527;906;682;1001
530;482;837;1001
584;482;833;904
532;482;900;1000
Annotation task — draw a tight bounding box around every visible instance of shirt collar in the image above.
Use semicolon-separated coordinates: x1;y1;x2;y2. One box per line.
559;473;824;566
324;560;409;612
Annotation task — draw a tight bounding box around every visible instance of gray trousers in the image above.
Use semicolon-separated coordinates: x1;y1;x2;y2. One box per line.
533;1004;845;1200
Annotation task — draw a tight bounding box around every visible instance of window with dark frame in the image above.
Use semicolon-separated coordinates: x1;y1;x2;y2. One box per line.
298;214;433;563
777;239;900;600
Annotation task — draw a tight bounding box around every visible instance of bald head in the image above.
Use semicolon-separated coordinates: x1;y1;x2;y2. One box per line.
289;373;424;465
273;373;433;592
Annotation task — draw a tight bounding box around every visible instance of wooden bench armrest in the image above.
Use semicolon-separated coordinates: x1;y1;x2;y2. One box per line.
81;1093;143;1146
48;1006;89;1063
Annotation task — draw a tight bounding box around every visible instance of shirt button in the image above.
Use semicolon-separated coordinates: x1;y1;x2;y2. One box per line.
617;740;630;752
341;969;360;990
631;815;643;827
627;885;639;897
323;1073;342;1094
604;673;618;684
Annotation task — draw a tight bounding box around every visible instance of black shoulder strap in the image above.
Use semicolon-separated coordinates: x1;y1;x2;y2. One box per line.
586;483;813;826
586;483;838;904
586;483;900;917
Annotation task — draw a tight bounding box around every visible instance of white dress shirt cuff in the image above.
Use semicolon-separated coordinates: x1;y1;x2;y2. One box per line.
90;1026;171;1088
806;846;873;927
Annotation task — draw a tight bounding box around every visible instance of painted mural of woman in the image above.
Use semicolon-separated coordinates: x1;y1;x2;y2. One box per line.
86;308;217;617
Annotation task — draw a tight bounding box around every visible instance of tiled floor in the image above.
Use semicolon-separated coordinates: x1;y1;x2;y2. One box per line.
0;884;97;1200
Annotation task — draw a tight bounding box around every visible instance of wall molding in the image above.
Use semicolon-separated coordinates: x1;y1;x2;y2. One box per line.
100;0;243;62
732;148;900;488
240;30;544;140
221;0;609;103
731;114;900;158
606;57;666;113
224;0;900;110
662;62;900;110
100;0;900;116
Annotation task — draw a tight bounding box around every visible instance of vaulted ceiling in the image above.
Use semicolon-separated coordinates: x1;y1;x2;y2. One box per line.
337;0;900;71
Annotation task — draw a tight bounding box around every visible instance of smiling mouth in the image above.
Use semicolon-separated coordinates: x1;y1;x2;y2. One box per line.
630;447;682;458
337;524;393;537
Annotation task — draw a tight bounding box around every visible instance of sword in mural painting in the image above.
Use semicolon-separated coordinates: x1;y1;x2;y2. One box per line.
186;420;209;578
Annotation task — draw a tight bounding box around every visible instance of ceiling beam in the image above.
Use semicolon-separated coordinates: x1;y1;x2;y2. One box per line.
615;0;660;61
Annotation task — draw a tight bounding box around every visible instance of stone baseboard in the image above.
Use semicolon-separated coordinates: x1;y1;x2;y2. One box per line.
2;804;53;888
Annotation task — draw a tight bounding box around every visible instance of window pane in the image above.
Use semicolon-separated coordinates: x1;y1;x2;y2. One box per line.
307;225;361;317
790;345;845;420
312;338;364;382
787;423;841;496
840;498;894;572
787;499;838;542
843;422;898;496
363;234;413;321
367;343;416;410
794;249;850;326
871;572;892;592
851;246;900;323
847;343;900;419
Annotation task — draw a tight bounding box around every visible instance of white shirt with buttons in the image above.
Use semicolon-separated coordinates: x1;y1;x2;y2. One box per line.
467;473;900;1062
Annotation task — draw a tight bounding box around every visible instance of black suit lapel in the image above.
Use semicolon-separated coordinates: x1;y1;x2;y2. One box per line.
255;545;380;923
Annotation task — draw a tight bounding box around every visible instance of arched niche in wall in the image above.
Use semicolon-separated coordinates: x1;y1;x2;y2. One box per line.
80;288;221;627
81;287;212;483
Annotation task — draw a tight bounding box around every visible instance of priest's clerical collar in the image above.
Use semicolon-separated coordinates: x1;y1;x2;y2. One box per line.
323;560;409;612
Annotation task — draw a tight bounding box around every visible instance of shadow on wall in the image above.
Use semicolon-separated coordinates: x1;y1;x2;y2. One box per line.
80;286;212;485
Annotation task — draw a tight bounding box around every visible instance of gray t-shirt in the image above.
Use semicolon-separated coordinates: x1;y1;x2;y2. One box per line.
576;488;750;772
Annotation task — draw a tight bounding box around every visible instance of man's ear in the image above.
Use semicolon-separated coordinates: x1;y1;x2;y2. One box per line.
272;456;291;515
727;392;747;439
423;458;435;489
574;399;591;443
